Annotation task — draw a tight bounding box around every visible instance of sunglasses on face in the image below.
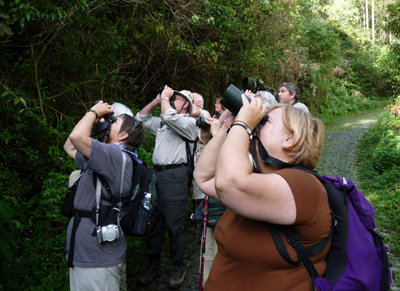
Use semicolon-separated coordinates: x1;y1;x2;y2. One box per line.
169;95;186;103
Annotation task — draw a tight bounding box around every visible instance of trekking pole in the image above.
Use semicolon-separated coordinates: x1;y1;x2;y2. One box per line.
199;195;209;291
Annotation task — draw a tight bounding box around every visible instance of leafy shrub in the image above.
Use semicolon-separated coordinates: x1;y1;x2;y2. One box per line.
348;50;392;98
358;112;400;189
357;110;400;256
0;171;70;290
300;19;341;63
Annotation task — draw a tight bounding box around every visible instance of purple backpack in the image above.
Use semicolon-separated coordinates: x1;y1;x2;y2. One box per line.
270;173;392;291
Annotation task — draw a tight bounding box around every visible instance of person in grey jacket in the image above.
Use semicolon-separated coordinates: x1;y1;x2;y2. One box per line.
135;85;199;290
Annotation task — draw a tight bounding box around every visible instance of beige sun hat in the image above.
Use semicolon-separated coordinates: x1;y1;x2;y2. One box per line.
174;90;194;116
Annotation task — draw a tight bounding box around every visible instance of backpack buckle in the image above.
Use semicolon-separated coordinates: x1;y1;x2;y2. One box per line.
287;233;300;246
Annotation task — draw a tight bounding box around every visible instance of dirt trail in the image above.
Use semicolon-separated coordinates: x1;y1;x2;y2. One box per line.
316;108;383;183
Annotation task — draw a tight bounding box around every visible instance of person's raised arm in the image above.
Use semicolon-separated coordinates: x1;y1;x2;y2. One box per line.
160;86;174;115
140;92;162;115
217;109;231;125
64;137;77;159
193;115;234;200
68;101;114;159
199;126;211;145
214;93;297;225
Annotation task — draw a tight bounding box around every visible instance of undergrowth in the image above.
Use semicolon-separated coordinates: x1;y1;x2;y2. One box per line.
356;103;400;256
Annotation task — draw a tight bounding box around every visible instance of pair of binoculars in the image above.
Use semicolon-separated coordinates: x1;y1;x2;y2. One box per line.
221;84;269;125
90;100;117;141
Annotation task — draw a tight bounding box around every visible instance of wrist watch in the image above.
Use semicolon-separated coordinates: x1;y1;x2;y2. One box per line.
161;97;169;101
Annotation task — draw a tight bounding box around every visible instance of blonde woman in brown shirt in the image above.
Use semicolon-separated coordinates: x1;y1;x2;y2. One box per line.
194;95;331;291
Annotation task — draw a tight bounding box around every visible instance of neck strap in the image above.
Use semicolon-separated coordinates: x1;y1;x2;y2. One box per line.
253;136;297;173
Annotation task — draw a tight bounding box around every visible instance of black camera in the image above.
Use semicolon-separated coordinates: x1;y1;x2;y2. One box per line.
240;77;278;99
90;100;117;141
196;115;210;129
221;84;269;126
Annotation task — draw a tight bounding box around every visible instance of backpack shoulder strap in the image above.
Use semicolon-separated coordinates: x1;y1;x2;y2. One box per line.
181;135;199;190
272;224;320;282
181;135;199;167
124;153;153;200
268;165;335;291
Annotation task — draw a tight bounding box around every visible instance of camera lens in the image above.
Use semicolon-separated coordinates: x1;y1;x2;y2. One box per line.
104;225;119;241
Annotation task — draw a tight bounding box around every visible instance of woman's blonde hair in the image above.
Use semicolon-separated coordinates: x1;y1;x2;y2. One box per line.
269;104;325;170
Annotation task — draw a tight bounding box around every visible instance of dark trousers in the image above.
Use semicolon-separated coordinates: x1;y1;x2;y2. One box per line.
146;166;189;264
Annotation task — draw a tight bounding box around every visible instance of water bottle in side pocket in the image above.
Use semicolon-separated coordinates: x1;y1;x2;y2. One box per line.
133;193;152;235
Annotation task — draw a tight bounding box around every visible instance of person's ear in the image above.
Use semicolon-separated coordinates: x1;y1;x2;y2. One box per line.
283;134;294;149
183;101;189;109
119;131;129;142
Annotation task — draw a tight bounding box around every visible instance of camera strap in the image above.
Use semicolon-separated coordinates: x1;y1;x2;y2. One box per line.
95;176;102;230
117;152;127;227
252;136;296;173
95;151;127;230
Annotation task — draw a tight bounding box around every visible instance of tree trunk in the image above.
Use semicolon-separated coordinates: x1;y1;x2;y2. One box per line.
362;4;365;27
366;0;369;29
372;0;375;43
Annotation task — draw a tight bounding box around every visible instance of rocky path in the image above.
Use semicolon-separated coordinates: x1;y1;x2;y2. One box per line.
316;108;383;183
135;108;399;290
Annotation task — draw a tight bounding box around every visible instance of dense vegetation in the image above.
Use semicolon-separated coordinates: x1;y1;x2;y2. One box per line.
356;97;400;279
0;0;399;289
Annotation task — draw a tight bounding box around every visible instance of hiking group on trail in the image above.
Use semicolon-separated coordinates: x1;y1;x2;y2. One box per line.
62;82;391;291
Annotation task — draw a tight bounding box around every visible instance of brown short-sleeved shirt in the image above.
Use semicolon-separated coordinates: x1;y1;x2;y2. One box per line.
204;169;332;291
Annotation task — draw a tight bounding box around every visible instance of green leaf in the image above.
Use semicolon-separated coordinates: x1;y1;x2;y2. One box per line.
0;23;13;36
0;239;12;262
20;97;26;106
0;0;4;6
0;200;13;225
13;97;19;105
10;197;18;205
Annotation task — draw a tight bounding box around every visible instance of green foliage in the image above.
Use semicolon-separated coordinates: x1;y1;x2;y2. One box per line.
0;239;12;262
322;0;360;28
300;19;341;63
357;111;400;190
0;170;70;290
357;109;400;256
385;1;400;76
348;50;392;97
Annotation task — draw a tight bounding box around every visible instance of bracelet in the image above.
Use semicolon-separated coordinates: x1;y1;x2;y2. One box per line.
87;109;98;119
234;119;250;129
227;122;252;138
161;97;169;101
